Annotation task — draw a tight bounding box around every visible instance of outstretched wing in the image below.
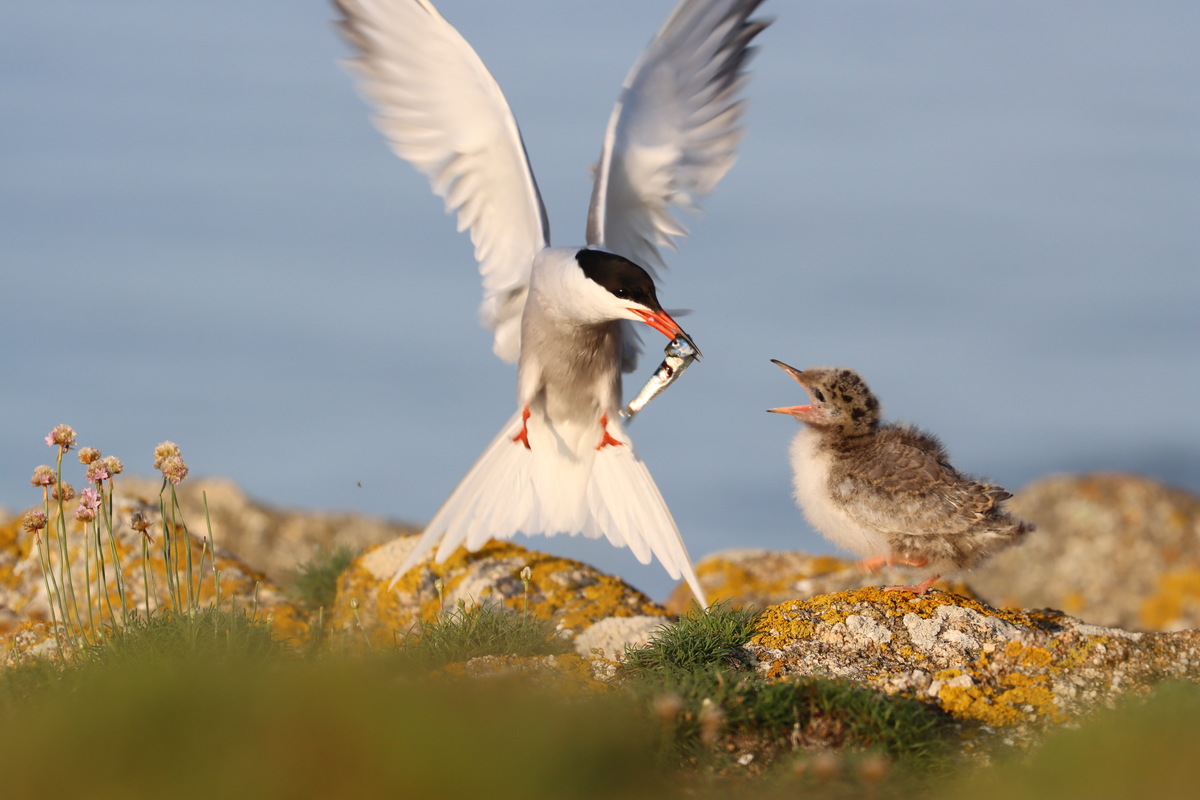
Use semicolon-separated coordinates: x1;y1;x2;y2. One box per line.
586;0;768;278
334;0;549;363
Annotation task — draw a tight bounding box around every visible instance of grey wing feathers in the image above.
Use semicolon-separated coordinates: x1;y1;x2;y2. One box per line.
586;0;769;278
833;429;1012;538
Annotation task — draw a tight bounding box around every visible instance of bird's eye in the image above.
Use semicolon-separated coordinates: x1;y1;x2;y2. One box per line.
812;388;826;402
614;288;630;299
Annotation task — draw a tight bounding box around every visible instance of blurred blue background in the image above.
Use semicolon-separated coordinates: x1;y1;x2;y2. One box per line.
4;1;1197;599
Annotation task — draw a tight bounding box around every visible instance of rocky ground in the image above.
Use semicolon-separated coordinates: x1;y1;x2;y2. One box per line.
3;471;1198;752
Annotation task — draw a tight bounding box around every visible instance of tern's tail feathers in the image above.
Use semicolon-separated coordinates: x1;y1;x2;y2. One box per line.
585;417;707;606
388;412;707;606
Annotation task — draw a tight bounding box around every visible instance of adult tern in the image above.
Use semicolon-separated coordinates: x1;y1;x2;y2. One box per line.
334;0;768;604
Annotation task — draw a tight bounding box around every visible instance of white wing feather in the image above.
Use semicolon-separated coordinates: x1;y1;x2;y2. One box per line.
586;0;768;277
335;0;549;363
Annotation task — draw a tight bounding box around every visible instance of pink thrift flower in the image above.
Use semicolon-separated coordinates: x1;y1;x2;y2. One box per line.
101;455;124;477
79;488;102;512
152;441;181;470
160;455;189;485
76;488;101;522
85;461;110;484
30;465;56;488
45;424;77;450
77;447;101;465
23;510;47;533
53;482;76;502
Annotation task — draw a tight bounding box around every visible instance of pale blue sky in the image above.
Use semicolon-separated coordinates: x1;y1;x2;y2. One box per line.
4;1;1197;598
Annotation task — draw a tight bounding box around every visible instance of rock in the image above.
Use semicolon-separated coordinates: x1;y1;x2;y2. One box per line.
573;615;667;660
969;473;1200;631
114;476;419;585
329;536;670;651
747;588;1200;744
664;548;973;613
0;490;307;656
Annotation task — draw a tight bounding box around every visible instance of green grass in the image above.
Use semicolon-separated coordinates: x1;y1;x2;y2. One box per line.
288;545;357;614
622;599;758;674
5;600;1200;800
620;602;954;778
0;647;662;800
395;599;571;667
80;606;287;668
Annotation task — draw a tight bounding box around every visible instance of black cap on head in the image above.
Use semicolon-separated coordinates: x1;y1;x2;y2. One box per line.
575;249;662;311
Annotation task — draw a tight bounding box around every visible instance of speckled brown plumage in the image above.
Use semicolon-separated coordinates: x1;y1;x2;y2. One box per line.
768;360;1031;593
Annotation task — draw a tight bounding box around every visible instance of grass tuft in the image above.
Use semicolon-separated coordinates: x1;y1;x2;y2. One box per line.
81;606;288;668
395;599;571;667
623;600;759;674
288;545;357;614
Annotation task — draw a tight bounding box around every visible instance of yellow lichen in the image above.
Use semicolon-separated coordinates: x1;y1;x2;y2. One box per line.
1139;567;1200;630
937;676;1066;728
673;552;857;611
749;590;1093;729
749;588;1052;654
937;684;1022;726
1003;672;1050;688
749;601;815;649
1004;642;1054;669
332;541;667;650
1061;590;1087;614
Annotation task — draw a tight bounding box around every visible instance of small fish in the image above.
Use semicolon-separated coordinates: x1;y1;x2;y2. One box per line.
621;333;701;420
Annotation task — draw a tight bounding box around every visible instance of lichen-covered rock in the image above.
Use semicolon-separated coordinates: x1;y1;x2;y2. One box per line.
0;492;307;649
747;588;1200;744
329;536;670;653
969;473;1200;631
664;548;973;613
114;477;419;585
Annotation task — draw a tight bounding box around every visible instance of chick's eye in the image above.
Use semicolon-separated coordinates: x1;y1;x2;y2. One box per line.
812;388;826;402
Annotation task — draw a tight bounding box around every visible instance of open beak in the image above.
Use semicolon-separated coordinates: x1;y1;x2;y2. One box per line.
628;308;701;355
767;404;812;416
767;359;813;416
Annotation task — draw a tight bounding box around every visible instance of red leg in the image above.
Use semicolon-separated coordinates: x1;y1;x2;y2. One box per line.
859;556;889;574
512;405;531;450
596;413;624;450
859;555;929;574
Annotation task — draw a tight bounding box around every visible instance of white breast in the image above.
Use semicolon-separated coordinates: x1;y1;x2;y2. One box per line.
788;427;889;559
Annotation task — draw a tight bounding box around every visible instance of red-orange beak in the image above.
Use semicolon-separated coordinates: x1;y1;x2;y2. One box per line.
628;307;685;339
627;307;699;355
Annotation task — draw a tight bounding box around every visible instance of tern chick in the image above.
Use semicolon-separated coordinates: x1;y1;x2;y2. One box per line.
767;360;1031;594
